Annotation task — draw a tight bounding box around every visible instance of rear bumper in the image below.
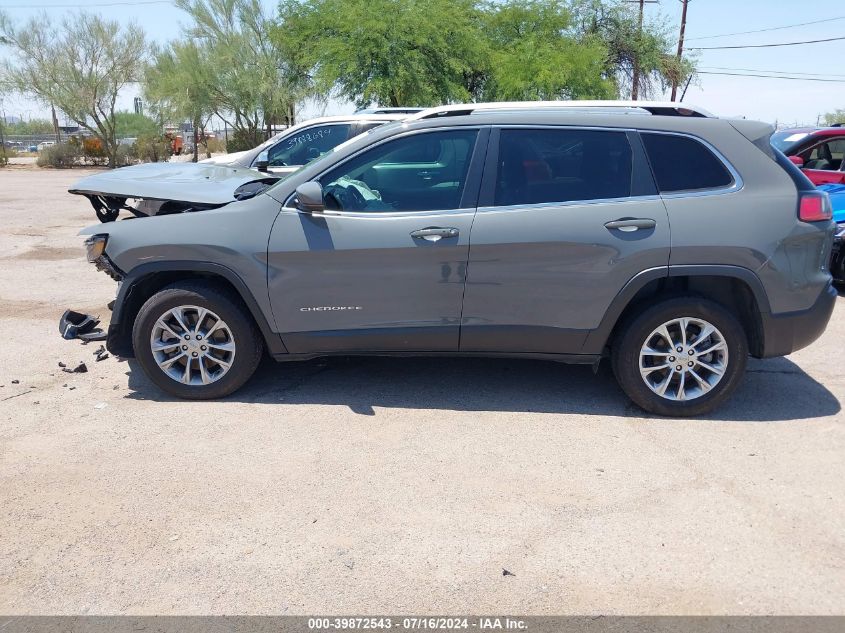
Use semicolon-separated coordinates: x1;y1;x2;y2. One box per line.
759;281;837;357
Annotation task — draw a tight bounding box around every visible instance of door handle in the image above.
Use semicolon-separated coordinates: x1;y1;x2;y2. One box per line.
604;218;656;232
417;171;435;181
410;227;459;242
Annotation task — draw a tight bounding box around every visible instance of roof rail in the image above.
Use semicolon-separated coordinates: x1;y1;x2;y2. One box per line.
408;101;713;120
354;107;425;115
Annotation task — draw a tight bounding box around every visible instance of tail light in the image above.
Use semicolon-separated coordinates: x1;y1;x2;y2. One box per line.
799;191;832;222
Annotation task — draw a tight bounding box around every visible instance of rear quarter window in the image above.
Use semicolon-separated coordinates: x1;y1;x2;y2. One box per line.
641;133;734;193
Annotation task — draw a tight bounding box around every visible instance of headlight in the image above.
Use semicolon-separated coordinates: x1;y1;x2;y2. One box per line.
85;234;108;262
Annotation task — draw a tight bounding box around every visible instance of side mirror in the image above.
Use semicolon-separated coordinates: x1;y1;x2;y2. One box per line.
255;150;270;172
789;155;805;168
294;182;325;214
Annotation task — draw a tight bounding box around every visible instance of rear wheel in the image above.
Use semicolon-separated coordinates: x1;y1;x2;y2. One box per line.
133;281;263;399
611;297;748;416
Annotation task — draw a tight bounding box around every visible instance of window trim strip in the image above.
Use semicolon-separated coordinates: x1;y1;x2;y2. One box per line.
284;125;489;215
477;124;744;210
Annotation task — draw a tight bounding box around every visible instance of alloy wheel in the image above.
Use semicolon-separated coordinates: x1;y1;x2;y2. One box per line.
638;317;729;402
149;305;236;386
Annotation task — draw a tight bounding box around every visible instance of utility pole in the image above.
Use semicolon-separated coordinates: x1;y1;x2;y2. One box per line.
670;0;691;102
626;0;658;101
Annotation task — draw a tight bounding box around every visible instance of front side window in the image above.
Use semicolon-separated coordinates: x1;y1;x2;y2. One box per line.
318;129;479;212
494;128;633;206
641;132;733;192
265;124;351;167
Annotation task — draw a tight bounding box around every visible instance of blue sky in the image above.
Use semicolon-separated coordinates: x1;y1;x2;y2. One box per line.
1;0;844;126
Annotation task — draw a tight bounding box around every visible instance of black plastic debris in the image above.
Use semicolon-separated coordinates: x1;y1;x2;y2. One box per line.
58;362;66;368
94;346;109;362
59;309;107;342
62;362;88;374
502;569;516;577
11;379;19;384
79;330;107;342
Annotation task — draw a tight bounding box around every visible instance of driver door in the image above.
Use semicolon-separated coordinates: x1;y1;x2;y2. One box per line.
267;127;488;354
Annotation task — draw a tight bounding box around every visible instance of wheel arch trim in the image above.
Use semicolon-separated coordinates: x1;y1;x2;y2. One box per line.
581;264;771;355
109;260;287;357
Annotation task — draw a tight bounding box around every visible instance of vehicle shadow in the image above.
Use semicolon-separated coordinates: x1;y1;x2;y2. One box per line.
124;353;840;422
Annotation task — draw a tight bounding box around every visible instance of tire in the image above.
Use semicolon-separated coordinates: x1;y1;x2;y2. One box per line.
132;281;263;399
611;296;748;417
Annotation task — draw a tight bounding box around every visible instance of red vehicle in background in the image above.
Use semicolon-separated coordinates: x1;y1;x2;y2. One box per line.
772;125;845;185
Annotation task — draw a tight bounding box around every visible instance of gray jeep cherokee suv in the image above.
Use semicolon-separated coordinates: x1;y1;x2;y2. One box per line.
74;101;837;416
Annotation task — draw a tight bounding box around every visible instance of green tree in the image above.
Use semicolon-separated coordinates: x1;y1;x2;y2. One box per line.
174;0;310;150
277;0;486;108
0;11;147;167
479;0;613;101
114;111;161;139
571;0;695;100
3;118;55;135
144;40;216;160
821;109;845;126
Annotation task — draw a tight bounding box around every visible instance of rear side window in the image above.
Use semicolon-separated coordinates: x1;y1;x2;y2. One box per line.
641;133;733;193
494;128;632;206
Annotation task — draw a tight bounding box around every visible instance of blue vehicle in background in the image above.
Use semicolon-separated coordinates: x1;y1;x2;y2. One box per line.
817;184;845;284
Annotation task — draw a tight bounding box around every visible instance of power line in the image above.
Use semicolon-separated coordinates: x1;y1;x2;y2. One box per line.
698;71;845;83
686;15;845;40
1;0;170;7
700;66;845;78
689;35;845;50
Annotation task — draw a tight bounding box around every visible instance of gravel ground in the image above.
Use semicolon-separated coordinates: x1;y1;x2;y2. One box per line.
0;168;843;615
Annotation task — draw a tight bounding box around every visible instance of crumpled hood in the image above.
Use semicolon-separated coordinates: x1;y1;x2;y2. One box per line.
69;161;276;205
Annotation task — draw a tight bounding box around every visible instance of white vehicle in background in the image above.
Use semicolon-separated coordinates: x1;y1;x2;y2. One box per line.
37;141;55;151
201;110;421;175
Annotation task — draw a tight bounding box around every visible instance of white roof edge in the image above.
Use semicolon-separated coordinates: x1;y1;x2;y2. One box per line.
408;101;714;120
260;113;409;143
294;113;409;125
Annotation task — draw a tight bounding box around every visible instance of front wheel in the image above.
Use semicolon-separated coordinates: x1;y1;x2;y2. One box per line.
132;282;263;399
611;297;748;417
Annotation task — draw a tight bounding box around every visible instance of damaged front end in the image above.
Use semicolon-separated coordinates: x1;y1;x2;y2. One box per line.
84;234;125;282
69;162;279;222
59;235;124;343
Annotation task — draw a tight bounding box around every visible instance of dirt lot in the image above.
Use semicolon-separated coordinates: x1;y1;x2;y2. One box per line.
1;167;843;615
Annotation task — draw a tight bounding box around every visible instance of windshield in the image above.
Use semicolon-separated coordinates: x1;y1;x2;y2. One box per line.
771;130;810;153
262;137;346;186
265;120;408;191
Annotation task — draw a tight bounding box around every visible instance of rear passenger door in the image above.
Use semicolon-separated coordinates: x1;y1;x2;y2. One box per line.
461;126;671;353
